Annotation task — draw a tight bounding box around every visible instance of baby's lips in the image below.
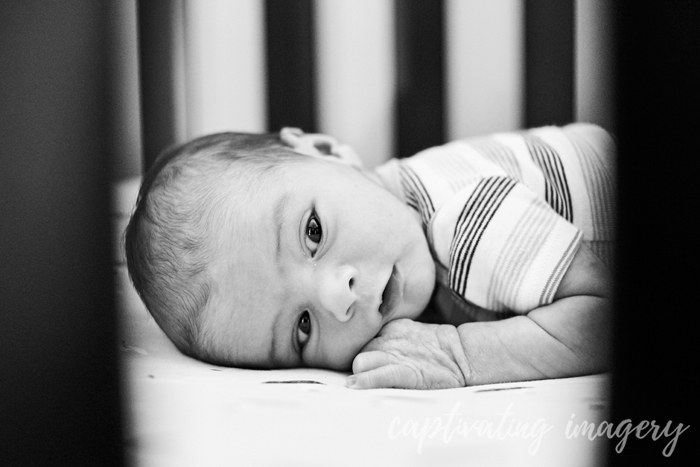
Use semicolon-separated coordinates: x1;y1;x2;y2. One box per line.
378;266;400;319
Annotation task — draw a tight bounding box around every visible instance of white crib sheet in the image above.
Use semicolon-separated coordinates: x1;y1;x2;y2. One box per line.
114;177;610;467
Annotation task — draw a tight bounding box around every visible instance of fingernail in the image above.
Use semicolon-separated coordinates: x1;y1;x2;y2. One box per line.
346;375;357;388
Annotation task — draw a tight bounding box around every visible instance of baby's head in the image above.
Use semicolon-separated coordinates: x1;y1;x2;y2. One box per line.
125;129;435;370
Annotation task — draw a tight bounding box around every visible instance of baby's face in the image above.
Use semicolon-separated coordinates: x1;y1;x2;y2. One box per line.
205;157;435;370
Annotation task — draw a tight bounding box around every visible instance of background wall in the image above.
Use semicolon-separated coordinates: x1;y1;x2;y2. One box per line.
112;0;614;179
183;0;266;139
445;0;524;139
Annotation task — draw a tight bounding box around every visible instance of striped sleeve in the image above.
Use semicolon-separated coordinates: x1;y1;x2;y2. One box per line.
428;176;582;313
389;123;614;314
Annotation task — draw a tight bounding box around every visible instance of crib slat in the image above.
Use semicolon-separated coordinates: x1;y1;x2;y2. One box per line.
137;0;187;171
264;0;317;133
524;0;574;127
395;0;446;158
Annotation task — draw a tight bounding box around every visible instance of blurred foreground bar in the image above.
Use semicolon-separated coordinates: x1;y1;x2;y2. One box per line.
610;1;698;466
0;1;124;466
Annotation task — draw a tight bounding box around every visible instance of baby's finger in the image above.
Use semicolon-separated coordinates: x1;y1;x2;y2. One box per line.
352;350;393;374
347;364;418;390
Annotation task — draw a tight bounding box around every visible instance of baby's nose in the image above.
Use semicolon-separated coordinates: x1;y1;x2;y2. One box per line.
318;265;358;322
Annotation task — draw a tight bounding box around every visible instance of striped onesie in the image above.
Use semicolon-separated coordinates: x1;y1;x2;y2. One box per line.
374;124;616;322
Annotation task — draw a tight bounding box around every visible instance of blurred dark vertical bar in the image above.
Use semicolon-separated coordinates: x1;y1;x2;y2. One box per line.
265;0;317;133
137;0;183;171
609;2;697;466
524;0;574;127
395;0;445;159
0;1;124;466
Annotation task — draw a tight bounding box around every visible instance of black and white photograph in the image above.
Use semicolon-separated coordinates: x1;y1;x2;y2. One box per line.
1;1;697;466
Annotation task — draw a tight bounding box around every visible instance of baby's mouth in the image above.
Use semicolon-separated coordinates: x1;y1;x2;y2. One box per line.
378;266;399;319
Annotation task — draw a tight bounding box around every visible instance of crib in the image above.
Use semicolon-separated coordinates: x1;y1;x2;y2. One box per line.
117;1;613;465
2;1;697;467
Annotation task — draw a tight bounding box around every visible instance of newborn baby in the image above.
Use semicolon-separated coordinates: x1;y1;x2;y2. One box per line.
125;124;614;389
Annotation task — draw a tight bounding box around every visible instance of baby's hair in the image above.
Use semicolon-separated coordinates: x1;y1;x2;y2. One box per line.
124;132;300;361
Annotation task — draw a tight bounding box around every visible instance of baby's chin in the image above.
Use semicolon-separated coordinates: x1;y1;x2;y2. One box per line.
393;301;426;322
400;272;436;320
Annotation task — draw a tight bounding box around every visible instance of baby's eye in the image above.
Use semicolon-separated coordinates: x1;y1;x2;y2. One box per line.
297;311;311;348
305;212;322;255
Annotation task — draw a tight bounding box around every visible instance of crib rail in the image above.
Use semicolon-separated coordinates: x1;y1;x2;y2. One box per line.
136;0;609;171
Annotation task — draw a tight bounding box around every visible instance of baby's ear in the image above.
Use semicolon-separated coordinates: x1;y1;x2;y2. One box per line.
279;127;363;168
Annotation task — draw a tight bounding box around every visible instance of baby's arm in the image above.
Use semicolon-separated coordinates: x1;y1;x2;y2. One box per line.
347;242;611;389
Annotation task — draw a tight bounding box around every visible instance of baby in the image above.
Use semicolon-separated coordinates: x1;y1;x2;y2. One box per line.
125;124;614;389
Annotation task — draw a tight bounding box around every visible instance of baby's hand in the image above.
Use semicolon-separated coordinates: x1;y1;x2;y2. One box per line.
347;319;468;390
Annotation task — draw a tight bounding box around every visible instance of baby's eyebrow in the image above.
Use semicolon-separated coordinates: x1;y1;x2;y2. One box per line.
268;302;288;368
274;194;290;262
268;320;277;365
269;313;296;369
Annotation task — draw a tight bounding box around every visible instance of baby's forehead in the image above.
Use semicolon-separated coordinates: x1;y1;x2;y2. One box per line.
200;302;278;368
202;244;284;367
